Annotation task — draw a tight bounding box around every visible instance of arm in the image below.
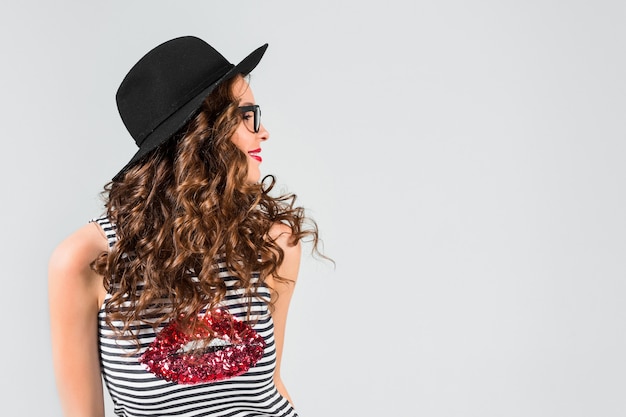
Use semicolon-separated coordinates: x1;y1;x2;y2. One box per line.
48;222;109;417
265;223;302;407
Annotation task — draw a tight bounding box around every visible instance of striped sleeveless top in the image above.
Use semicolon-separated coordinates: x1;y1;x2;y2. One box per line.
92;217;298;417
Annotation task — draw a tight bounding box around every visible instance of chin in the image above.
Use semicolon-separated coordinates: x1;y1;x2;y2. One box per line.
247;170;261;184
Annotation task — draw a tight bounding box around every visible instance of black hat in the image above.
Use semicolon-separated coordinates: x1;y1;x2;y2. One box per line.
113;36;268;181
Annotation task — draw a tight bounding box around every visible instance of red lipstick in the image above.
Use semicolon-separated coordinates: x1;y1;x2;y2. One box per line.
248;148;262;162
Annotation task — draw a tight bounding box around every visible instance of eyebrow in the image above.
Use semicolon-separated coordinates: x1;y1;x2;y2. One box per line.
239;101;255;106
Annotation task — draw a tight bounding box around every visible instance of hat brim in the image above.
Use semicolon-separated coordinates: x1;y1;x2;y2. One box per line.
112;43;268;182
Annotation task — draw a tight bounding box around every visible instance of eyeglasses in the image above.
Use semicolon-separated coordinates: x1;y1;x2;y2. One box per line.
238;105;261;133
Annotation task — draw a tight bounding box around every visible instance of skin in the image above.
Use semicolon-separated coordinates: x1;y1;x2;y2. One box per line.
48;77;300;416
230;76;270;183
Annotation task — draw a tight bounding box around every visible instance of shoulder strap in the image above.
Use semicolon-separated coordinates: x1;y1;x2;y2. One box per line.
90;216;117;250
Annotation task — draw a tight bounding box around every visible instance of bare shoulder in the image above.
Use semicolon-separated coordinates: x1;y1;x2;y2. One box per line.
268;222;302;256
267;223;302;284
48;222;109;310
49;222;109;275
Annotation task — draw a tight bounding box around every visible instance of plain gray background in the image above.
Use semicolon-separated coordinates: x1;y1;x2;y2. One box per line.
1;1;625;416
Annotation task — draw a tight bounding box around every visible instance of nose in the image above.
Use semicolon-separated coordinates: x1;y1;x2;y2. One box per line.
258;123;269;141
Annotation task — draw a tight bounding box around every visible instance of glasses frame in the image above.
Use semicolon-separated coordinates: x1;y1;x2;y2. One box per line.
238;105;261;133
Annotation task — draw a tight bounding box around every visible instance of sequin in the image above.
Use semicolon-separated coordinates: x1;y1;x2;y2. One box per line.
139;308;266;384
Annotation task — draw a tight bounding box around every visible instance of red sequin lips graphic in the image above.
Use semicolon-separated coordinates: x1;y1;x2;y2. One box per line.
139;308;266;384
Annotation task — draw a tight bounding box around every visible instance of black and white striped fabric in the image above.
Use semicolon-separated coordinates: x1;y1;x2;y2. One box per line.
92;217;298;417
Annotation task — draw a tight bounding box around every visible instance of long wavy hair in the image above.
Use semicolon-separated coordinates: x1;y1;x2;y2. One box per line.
92;75;322;339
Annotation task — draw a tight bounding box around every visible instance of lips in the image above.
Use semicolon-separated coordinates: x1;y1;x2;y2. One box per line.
139;308;266;384
248;148;262;162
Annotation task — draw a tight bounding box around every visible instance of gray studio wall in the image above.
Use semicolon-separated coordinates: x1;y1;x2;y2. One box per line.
1;1;625;416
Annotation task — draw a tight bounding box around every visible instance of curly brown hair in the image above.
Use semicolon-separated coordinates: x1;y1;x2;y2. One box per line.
92;75;321;340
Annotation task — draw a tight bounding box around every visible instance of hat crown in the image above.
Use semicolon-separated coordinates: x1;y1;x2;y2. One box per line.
116;36;234;146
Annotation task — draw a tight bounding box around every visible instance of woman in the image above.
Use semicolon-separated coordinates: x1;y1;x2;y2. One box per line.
48;36;322;417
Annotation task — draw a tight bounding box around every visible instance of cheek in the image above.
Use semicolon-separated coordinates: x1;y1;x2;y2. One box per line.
231;126;254;152
230;129;245;152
